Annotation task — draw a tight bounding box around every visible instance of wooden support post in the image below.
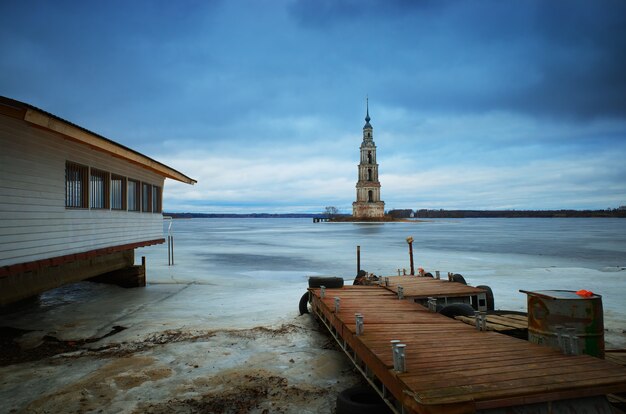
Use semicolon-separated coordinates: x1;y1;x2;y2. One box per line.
406;236;414;276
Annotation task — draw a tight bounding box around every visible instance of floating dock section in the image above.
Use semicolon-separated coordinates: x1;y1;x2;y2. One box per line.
309;277;626;414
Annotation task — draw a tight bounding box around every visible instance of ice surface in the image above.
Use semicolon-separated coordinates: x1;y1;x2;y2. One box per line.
1;217;625;412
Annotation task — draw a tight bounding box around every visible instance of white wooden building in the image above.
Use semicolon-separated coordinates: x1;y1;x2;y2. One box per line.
0;96;195;305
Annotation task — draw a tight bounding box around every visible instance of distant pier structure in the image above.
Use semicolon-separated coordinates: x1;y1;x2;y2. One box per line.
352;99;385;218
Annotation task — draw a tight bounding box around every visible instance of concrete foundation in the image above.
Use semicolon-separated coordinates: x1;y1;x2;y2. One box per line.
0;250;135;306
352;201;385;218
88;257;146;288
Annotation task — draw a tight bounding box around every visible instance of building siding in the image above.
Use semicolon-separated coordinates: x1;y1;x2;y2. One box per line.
0;114;165;267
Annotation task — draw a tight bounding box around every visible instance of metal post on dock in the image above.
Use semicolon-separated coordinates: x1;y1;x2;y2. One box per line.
428;297;436;312
569;334;580;355
474;311;487;331
390;340;401;371
555;325;564;351
334;297;341;313
406;236;414;275
320;285;326;298
435;270;440;280
567;327;578;355
397;286;404;300
355;313;364;336
396;344;407;373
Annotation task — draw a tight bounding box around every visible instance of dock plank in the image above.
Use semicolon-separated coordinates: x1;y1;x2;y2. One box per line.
309;280;626;413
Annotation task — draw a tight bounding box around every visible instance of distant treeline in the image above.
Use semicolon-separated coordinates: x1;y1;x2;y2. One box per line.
164;212;323;219
388;208;626;218
165;209;626;219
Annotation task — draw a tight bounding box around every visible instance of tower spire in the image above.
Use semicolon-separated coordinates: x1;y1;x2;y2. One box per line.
364;95;372;129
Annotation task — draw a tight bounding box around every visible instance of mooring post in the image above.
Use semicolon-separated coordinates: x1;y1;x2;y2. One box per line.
396;344;407;373
334;297;341;313
320;285;326;298
390;340;401;371
171;236;174;265
356;245;361;275
566;327;577;355
355;313;364;336
406;236;415;276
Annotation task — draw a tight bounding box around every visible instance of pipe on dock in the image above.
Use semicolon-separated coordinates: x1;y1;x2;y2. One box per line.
396;344;407;373
355;313;364;336
390;340;401;371
356;245;361;275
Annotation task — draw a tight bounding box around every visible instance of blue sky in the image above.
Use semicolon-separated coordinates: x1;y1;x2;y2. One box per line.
1;0;625;213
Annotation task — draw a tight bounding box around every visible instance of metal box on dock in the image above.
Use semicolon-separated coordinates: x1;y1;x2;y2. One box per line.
521;289;604;358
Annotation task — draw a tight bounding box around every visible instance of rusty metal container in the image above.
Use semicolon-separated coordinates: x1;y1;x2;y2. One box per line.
521;290;604;358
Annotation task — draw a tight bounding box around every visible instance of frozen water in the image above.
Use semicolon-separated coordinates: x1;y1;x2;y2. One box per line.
1;217;625;413
141;217;626;345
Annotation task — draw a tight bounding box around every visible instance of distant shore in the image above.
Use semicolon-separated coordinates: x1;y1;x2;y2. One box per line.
164;209;626;219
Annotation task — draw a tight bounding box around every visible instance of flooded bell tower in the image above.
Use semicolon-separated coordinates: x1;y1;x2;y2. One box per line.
352;98;385;218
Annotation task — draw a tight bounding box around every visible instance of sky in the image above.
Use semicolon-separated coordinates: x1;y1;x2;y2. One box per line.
1;0;625;213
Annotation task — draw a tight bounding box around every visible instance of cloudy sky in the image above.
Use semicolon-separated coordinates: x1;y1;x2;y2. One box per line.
1;0;625;213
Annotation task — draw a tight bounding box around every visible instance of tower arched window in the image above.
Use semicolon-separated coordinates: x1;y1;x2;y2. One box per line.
368;190;373;202
367;168;372;181
367;151;372;164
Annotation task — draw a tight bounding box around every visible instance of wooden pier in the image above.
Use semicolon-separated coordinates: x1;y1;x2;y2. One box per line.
309;277;626;414
380;275;489;311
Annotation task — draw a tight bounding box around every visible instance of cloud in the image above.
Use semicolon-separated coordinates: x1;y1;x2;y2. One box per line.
1;1;625;212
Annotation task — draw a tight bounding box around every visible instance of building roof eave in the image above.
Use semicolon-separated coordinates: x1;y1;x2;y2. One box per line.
1;96;196;185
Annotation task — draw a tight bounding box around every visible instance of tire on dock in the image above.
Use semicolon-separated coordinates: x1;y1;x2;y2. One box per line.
336;385;391;414
477;285;495;311
308;276;344;289
451;273;467;285
299;292;310;315
439;303;475;318
424;272;433;278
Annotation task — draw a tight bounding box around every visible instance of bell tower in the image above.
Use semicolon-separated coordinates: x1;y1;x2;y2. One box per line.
352;98;385;218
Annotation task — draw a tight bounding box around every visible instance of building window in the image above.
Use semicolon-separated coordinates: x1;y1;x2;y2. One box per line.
368;190;373;202
111;174;126;210
89;168;109;209
367;151;373;163
367;168;372;181
142;182;152;212
152;185;162;213
128;179;140;211
65;162;88;208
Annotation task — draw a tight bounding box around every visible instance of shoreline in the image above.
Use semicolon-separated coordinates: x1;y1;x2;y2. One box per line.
0;282;361;413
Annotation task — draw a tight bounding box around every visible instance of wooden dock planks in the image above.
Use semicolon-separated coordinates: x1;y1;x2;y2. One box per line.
310;282;626;414
382;275;487;298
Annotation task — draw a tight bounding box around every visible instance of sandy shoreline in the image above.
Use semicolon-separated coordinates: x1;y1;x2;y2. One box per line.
0;282;361;413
